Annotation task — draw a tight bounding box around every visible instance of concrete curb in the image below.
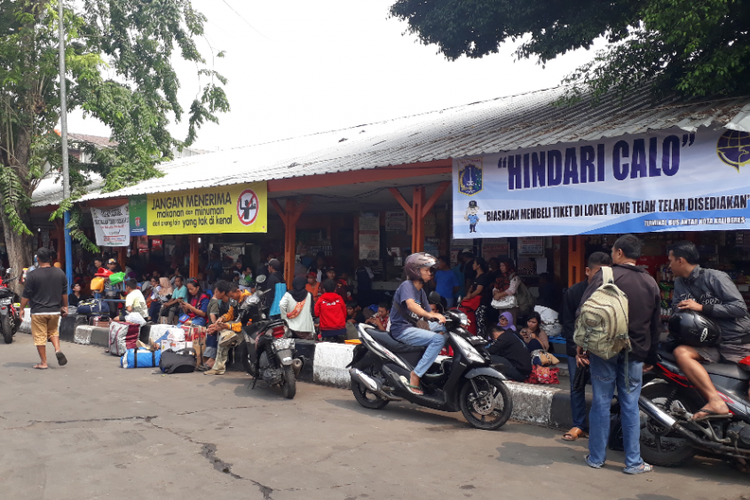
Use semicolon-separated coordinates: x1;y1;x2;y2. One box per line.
61;324;587;430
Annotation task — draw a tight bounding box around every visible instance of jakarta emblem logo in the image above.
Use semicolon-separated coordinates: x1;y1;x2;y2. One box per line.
237;189;259;226
458;161;483;196
717;130;750;172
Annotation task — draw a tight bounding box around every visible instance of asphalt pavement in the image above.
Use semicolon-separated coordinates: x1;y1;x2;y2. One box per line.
1;333;749;500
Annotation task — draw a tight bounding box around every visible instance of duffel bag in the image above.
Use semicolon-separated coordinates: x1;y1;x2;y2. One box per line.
77;299;110;316
159;348;197;374
121;348;162;369
108;321;140;357
148;324;184;344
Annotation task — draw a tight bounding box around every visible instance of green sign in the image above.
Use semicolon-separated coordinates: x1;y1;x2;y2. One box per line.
129;195;148;236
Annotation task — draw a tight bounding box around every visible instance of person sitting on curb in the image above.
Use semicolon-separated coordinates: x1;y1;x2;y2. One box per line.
124;278;149;324
486;325;532;382
205;281;249;375
280;276;315;340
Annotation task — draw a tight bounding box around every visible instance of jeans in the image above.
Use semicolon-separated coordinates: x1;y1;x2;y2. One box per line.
588;352;644;469
444;297;454;309
568;356;588;432
395;322;447;378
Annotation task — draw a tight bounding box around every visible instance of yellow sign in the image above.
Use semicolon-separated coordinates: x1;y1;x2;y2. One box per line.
147;183;267;235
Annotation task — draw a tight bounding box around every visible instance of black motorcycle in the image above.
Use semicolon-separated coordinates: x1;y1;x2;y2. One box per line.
0;269;21;344
236;282;304;399
638;348;750;467
348;309;513;430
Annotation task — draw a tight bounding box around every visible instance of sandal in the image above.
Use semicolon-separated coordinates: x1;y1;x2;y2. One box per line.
562;427;588;441
623;462;653;475
399;375;423;395
33;364;48;370
692;406;731;420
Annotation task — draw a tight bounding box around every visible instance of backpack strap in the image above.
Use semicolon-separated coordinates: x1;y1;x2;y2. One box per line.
601;266;615;285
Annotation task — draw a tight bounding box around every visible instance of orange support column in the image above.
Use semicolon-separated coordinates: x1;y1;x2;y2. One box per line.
567;235;586;287
389;182;449;254
189;235;199;278
271;197;310;288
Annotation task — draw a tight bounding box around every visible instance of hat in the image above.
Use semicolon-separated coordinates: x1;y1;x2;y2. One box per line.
307;271;317;278
95;267;113;277
107;258;117;264
268;259;282;271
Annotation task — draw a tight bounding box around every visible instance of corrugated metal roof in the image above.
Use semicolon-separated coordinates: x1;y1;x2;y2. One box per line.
72;85;750;201
32;174;105;208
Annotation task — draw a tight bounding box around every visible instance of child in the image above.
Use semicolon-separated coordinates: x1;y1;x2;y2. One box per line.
366;302;390;330
305;272;320;303
314;279;347;342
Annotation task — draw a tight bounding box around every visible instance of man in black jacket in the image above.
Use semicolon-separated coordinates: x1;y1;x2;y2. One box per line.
578;234;659;475
669;241;750;416
560;251;611;442
265;258;285;319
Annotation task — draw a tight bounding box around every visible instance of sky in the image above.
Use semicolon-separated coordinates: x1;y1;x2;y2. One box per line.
67;0;603;152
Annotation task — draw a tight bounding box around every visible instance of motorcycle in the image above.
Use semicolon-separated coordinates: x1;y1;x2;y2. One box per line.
638;348;750;467
236;277;304;399
347;308;513;430
0;268;21;344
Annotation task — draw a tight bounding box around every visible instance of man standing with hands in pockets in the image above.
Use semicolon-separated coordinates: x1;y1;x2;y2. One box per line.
19;248;69;369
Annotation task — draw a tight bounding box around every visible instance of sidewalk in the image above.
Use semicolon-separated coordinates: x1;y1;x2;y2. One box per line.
21;315;591;431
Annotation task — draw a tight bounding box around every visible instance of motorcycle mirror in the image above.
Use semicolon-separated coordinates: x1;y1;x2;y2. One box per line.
256;274;267;284
428;291;442;304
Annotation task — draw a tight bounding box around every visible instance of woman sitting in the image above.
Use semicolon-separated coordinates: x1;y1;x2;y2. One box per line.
518;311;549;352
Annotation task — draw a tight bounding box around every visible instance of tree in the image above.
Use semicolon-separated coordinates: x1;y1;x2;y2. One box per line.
389;0;750;101
0;0;229;286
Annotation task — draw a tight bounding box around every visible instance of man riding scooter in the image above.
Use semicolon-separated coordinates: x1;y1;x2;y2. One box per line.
669;241;750;418
388;252;447;395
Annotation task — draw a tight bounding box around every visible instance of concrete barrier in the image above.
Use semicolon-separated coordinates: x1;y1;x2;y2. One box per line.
60;327;586;430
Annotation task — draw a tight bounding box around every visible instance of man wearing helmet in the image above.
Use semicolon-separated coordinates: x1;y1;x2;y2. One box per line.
389;252;447;395
669;241;750;417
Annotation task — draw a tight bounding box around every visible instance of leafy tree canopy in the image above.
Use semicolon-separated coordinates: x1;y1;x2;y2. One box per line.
0;0;229;261
389;0;750;100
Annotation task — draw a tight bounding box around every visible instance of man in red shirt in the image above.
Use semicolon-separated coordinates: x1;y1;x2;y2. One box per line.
314;279;346;341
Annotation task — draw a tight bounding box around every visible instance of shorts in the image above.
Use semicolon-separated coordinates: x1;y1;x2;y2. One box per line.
203;346;217;359
32;314;60;346
697;343;750;364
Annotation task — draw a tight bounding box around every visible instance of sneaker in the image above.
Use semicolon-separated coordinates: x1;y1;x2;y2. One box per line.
219;331;240;348
203;369;225;375
623;462;653;475
584;455;603;469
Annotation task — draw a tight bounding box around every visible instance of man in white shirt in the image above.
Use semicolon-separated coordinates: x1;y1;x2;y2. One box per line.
124;278;149;322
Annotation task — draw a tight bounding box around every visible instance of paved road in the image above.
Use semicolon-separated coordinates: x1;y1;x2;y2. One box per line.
1;334;749;500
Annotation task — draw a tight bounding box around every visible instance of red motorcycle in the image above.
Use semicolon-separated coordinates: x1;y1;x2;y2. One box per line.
0;268;21;344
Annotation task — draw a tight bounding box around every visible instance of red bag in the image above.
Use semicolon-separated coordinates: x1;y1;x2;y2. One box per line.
108;321;140;356
525;366;560;385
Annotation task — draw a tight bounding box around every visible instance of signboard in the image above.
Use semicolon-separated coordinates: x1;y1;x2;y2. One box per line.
453;128;750;237
129;195;148;236
147;183;267;235
92;205;130;247
518;237;544;256
359;212;380;231
385;211;407;231
359;233;380;260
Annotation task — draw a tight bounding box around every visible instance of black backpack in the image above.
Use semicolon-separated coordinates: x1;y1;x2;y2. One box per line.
159;348;197;374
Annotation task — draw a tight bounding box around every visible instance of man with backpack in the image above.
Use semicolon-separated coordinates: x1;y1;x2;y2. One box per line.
576;234;660;475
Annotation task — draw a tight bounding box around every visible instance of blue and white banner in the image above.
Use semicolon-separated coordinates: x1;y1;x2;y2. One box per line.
453;127;750;238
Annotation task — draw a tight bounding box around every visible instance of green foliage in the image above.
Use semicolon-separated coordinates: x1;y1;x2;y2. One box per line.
390;0;750;99
0;0;229;252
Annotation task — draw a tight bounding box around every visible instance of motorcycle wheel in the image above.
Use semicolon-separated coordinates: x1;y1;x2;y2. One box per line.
351;369;389;410
282;366;296;399
459;376;512;430
2;316;12;344
639;382;697;467
236;342;255;375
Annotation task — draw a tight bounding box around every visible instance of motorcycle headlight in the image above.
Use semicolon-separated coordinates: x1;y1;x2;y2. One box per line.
453;334;485;364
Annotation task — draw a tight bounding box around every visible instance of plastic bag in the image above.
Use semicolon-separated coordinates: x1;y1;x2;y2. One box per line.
572;363;591;392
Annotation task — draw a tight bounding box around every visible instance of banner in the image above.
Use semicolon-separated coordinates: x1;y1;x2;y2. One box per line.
92;205;130;247
129;195;148;236
453;128;750;237
147;183;267;235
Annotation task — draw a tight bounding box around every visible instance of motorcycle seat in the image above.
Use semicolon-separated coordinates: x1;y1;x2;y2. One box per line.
660;350;750;380
365;329;427;354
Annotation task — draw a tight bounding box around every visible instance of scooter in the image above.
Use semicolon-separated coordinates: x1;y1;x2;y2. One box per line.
236;278;304;399
0;268;21;344
638;348;750;467
347;308;513;430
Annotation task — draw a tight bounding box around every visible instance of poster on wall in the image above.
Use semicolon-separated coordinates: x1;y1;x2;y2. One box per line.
385;211;407;231
359;233;380;260
92;205;130;247
518;237;544;256
129;195;148;236
453;128;750;237
147;183;267;235
359;212;380;231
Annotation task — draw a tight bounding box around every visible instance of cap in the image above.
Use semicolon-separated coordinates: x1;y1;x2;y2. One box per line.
268;259;282;271
307;271;317;278
107;258;117;264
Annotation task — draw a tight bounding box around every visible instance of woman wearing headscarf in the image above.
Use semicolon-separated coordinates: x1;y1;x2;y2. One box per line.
491;259;522;325
279;275;315;340
497;311;516;333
